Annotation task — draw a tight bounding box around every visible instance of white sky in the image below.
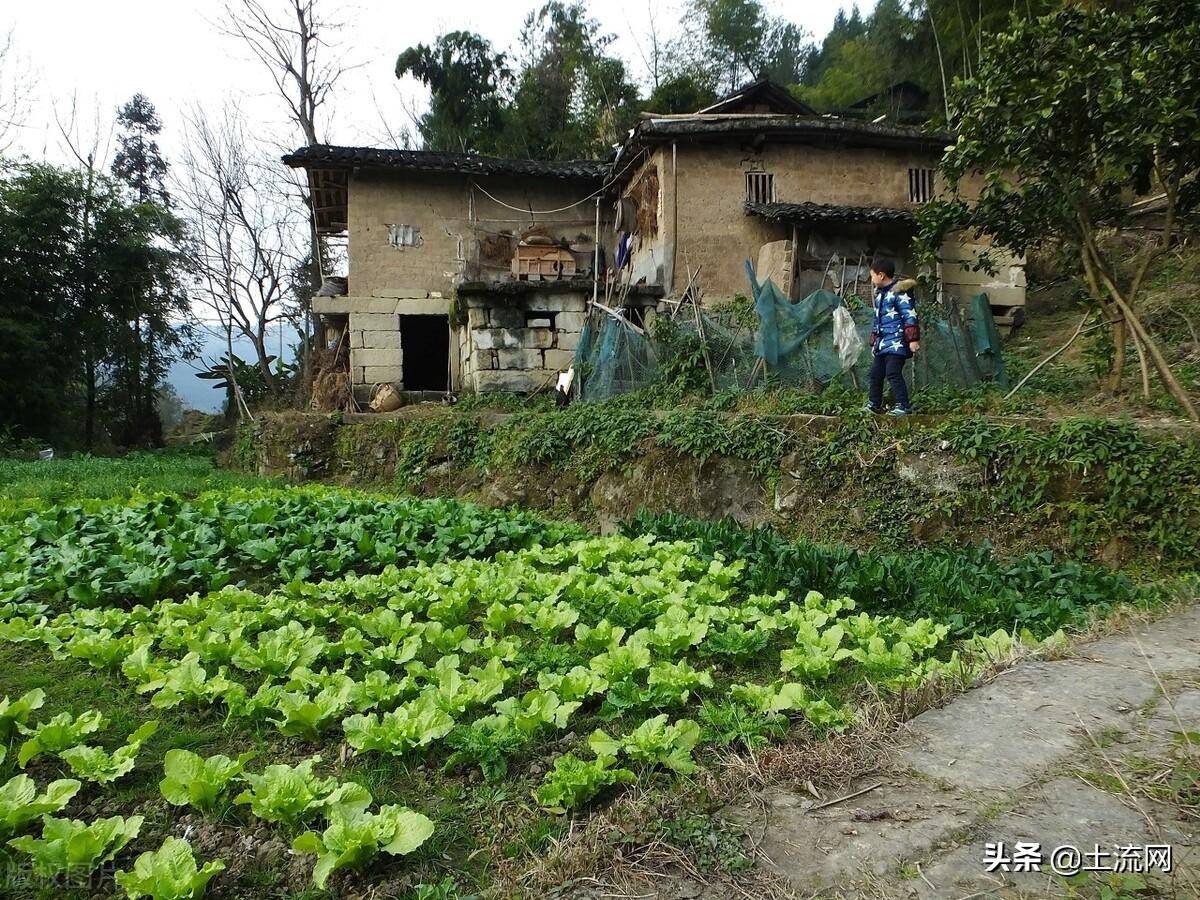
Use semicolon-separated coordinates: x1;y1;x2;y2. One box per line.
3;0;867;167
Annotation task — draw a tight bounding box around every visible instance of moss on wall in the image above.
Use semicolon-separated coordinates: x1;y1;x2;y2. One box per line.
229;403;1200;573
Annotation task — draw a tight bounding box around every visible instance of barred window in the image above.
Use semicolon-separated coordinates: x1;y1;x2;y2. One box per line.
745;171;775;205
908;168;935;204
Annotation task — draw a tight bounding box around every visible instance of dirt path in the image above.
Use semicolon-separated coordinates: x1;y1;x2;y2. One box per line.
736;605;1200;899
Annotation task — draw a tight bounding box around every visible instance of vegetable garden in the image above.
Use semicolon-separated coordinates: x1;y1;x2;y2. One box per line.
0;471;1165;898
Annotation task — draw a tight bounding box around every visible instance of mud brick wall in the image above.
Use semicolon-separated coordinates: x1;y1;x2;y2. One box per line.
671;142;941;299
458;291;589;392
347;172;602;299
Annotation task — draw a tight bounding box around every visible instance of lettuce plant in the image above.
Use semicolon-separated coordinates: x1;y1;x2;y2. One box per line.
158;750;254;812
115;836;225;899
17;710;104;767
535;753;634;813
779;623;852;680
64;629;137;670
592;715;702;773
292;805;434;889
491;690;580;735
0;775;80;837
59;721;159;785
234;757;370;827
231;621;327;677
8;813;143;878
0;688;45;741
342;694;454;755
272;686;354;740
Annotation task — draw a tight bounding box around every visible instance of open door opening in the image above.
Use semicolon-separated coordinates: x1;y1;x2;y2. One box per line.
399;314;450;392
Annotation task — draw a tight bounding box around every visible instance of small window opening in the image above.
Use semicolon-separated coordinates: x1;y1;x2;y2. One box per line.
525;310;557;329
745;171;775;205
387;223;422;248
908;168;934;204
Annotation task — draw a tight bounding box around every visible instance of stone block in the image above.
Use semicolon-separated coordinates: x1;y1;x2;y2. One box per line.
393;298;451;315
528;293;588;312
472;350;498;370
349;330;364;349
555;330;580;352
522;329;554;349
466;308;489;330
369;289;429;299
474;369;544;392
490;306;524;329
473;328;522;350
362;365;404;385
497;348;543;370
554;311;588;332
757;240;793;298
543;349;576;371
352;348;403;368
349;313;399;332
351;366;365;384
360;330;402;349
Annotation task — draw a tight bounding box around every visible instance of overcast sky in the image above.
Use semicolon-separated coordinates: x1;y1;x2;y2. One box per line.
4;0;866;167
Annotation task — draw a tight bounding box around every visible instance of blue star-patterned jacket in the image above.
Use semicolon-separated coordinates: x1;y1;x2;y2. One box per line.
871;278;921;358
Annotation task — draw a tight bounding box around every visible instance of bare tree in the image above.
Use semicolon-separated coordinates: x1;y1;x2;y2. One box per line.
0;30;34;154
176;105;306;405
219;0;354;389
220;0;349;146
53;94;113;448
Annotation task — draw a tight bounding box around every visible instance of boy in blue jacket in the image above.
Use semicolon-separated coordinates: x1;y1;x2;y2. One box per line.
865;257;920;416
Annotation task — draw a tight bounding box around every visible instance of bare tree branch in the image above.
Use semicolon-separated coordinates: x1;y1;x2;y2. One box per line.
175;104;307;394
0;29;35;154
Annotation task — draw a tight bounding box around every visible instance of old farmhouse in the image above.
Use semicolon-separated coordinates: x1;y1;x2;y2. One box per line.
283;78;1024;400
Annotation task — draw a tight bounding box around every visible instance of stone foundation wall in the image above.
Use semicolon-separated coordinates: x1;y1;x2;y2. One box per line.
315;293;452;398
458;290;588;392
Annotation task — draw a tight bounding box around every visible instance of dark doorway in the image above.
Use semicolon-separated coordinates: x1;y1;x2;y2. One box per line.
400;314;450;392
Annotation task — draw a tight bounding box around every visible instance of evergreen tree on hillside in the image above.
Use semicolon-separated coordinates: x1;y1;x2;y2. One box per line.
112;94;169;206
0;162;189;447
108;95;190;447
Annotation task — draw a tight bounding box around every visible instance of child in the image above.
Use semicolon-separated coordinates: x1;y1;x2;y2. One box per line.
865;258;920;415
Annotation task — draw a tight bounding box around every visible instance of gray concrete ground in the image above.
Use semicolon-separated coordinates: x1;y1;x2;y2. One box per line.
746;605;1200;899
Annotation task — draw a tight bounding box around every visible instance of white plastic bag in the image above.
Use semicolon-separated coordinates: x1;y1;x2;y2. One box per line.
832;305;865;371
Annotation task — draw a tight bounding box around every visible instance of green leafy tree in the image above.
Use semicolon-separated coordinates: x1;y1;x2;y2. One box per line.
917;0;1200;419
396;32;511;154
507;1;640;159
644;72;716;114
108;94;191;447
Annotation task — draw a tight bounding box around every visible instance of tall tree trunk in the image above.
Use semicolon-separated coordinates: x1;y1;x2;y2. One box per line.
84;349;96;451
1106;318;1127;393
253;331;278;393
1079;246;1125;392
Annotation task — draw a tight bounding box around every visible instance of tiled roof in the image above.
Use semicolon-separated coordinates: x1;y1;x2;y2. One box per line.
746;201;917;227
281;145;609;181
633;115;953;153
696;77;817;116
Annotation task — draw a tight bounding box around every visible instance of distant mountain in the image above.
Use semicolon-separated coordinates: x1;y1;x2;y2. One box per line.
169;325;299;413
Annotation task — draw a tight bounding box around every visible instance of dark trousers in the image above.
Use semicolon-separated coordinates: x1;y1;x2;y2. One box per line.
869;353;911;410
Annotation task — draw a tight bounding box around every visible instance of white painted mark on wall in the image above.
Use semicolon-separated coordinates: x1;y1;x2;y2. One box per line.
386;224;422;249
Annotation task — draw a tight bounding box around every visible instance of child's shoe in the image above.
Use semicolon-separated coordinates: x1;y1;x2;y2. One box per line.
862;403;881;414
887;406;912;417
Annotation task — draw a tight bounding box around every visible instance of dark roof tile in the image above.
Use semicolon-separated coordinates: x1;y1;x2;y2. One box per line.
746;201;917;227
282;145;609;181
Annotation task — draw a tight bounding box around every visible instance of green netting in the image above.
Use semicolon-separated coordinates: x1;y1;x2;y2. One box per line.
575;262;1008;401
